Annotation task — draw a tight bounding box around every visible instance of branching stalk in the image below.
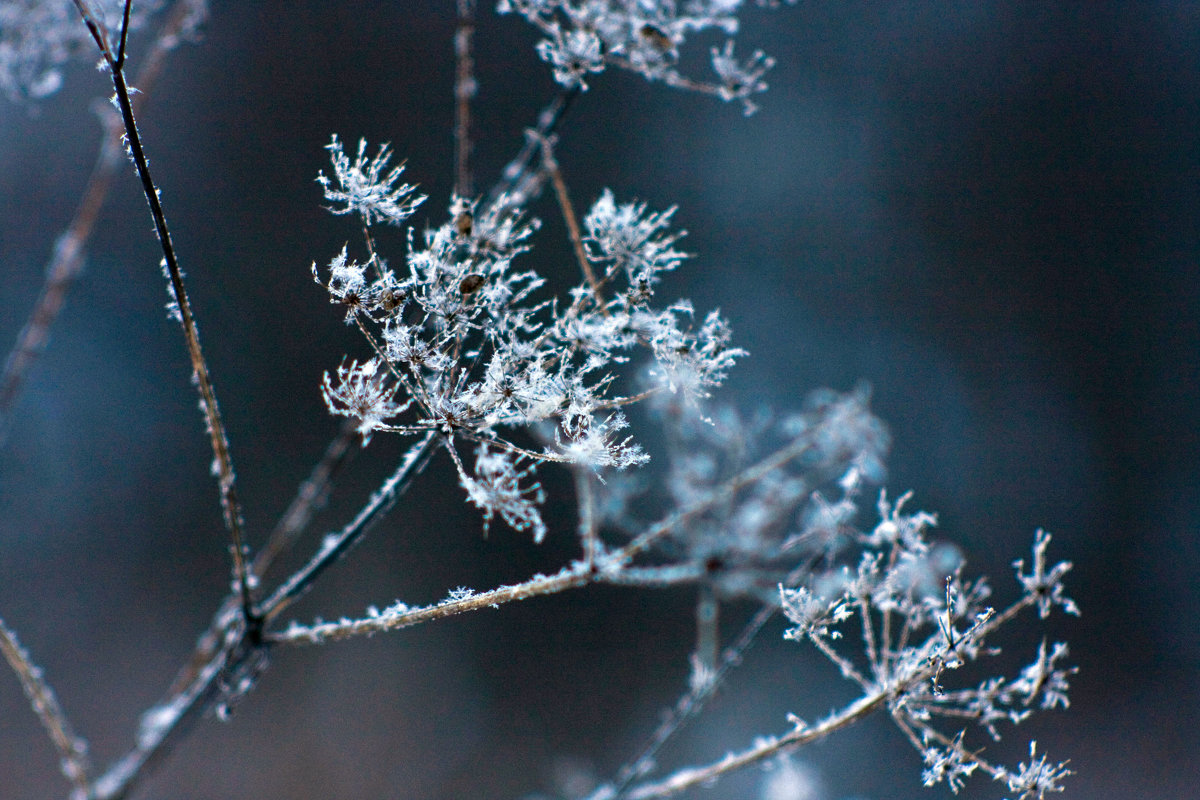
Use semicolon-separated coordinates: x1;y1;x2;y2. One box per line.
258;431;440;622
0;0;202;444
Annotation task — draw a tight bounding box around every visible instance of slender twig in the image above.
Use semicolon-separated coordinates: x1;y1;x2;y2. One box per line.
72;0;254;625
454;0;476;199
90;418;370;799
808;631;871;688
115;0;133;68
594;563;706;587
574;467;599;566
536;132;603;302
620;433;821;562
257;431;440;622
270;561;595;645
82;89;595;798
268;433;830;645
0;0;200;445
485;86;581;215
0;616;90;799
252;418;360;578
613;598;766;796
627;690;888;800
694;583;719;677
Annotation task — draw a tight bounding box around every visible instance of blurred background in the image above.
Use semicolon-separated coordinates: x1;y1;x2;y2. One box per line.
1;1;1197;798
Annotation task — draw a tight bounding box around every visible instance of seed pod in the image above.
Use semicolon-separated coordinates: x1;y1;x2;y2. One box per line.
639;24;672;53
455;211;473;237
459;273;485;295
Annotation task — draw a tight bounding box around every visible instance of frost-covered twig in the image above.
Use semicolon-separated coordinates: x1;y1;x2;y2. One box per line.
607;586;792;800
71;0;254;623
270;561;595;645
485;86;580;214
0;0;203;445
626;690;887;800
454;0;476;199
266;423;843;644
538;131;602;299
258;431;440;623
162;417;360;701
89;622;249;800
0;616;90;800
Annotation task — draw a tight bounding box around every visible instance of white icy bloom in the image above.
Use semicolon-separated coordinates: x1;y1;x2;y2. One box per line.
317;135;426;226
536;26;605;88
1011;640;1076;711
867;489;937;549
646;305;746;404
1014;529;1079;619
321;358;410;444
312;179;744;537
1001;741;1072;799
311;245;372;321
553;411;649;471
779;585;851;639
584;189;687;292
780;386;890;483
459;445;547;541
920;731;979;792
710;40;775;115
501;0;784;111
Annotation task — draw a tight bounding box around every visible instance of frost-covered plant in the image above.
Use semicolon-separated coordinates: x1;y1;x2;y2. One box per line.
0;2;1077;800
311;137;743;536
498;0;783;112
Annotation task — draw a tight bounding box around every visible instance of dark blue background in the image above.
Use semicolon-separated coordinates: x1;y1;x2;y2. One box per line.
1;2;1197;798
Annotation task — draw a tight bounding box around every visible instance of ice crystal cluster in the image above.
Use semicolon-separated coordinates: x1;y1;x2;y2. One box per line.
313;134;742;539
499;0;784;113
0;2;1079;800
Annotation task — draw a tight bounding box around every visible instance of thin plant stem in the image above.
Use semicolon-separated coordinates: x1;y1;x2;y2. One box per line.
252;418;361;578
258;430;440;623
267;434;830;645
485;86;581;215
611;598;766;796
80;89;599;798
625;689;888;800
574;467;599;566
0;616;90;799
89;632;243;800
271;561;595;645
0;0;200;445
454;0;476;199
537;132;603;302
164;418;360;698
72;0;254;626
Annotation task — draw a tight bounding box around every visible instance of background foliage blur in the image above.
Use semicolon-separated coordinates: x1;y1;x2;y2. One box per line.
1;2;1197;798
